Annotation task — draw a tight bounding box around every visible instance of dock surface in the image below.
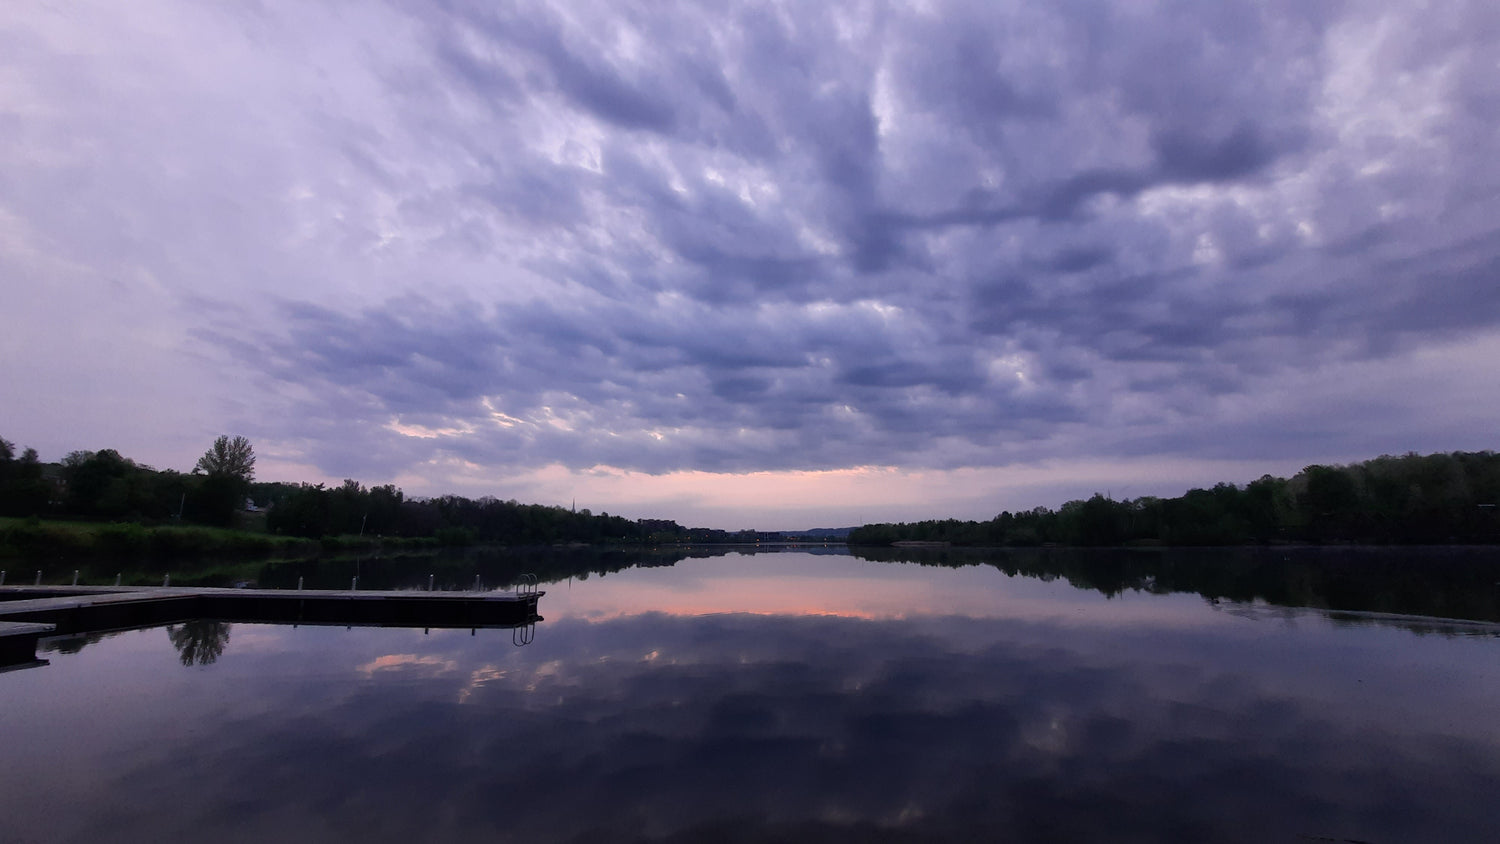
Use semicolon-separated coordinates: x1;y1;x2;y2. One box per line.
0;584;544;668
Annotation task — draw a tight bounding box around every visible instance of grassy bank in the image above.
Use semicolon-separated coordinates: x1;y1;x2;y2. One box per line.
0;517;441;562
0;517;312;560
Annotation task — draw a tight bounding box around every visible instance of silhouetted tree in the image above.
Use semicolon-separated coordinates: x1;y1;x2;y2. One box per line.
62;449;144;518
0;437;49;516
195;435;255;479
191;436;255;526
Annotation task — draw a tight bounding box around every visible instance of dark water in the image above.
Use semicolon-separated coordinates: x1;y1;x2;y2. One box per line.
3;550;1498;843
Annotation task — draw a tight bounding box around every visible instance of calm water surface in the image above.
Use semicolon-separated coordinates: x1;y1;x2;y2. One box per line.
2;550;1498;843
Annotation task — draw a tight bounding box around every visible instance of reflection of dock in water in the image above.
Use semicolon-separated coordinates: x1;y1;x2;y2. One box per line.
0;583;544;669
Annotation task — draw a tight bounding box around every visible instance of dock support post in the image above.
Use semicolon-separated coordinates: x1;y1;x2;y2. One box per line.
35;571;41;586
428;574;434;591
114;573;121;586
297;576;304;590
163;574;170;587
474;574;481;592
72;570;79;586
351;576;358;591
0;571;5;586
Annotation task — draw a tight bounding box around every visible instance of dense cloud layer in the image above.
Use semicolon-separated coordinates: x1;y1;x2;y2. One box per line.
4;0;1499;512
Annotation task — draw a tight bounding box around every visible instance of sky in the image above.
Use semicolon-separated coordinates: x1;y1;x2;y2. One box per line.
3;0;1499;530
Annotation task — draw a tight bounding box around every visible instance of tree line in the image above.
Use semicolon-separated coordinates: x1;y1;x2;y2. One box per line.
848;451;1500;547
0;435;255;527
256;479;648;544
256;481;800;545
0;434;797;546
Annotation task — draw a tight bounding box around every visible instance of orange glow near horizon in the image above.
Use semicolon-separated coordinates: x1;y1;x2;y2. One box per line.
383;455;1308;530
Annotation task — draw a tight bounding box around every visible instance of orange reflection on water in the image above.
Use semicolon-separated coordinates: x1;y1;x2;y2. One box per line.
357;653;457;676
543;553;1221;629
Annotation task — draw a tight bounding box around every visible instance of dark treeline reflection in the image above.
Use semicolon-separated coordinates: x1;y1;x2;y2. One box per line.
27;544;1500;627
250;545;733;592
275;545;849;593
15;544;849;590
49;622;234;666
855;545;1500;624
21;544;714;592
38;630;116;655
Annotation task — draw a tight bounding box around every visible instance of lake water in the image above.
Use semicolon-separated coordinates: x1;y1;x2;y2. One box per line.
3;548;1499;843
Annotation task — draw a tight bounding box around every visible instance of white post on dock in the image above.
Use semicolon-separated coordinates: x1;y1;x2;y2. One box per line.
0;570;5;586
163;574;170;587
351;576;358;591
428;573;434;591
35;571;41;586
72;570;79;586
114;573;121;586
474;574;481;591
297;576;304;590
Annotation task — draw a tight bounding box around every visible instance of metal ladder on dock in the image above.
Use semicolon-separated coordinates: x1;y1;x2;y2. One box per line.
511;574;539;646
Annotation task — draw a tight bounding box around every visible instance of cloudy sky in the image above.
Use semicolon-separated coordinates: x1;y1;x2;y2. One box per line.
3;0;1498;528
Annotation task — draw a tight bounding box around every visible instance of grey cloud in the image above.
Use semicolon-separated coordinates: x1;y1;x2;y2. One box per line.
274;0;1500;478
217;285;1103;473
436;3;678;133
462;157;595;231
837;357;985;395
1038;246;1115;275
5;0;1500;492
1151;122;1286;184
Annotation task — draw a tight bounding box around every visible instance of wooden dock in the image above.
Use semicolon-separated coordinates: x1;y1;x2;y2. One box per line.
0;584;544;668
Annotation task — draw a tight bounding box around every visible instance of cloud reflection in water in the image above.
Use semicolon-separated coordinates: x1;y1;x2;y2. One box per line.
4;607;1492;844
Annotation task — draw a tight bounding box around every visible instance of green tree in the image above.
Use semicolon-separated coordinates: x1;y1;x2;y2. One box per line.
10;447;50;515
195;435;255;481
191;435;255;526
62;449;138;518
1299;464;1362;541
0;437;45;515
